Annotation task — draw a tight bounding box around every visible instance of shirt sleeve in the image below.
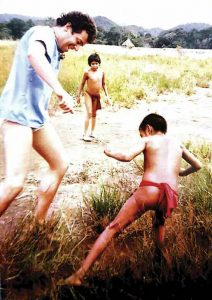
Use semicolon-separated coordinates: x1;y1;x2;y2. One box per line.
28;26;56;61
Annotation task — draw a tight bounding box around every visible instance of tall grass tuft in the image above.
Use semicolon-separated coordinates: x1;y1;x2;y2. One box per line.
82;184;130;234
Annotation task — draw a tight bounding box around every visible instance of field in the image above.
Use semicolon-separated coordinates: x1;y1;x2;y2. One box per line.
0;42;211;299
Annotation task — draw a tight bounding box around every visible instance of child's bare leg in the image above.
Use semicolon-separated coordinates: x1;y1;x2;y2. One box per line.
91;117;96;136
153;221;172;265
0;122;32;216
153;224;165;248
84;93;92;136
64;188;161;286
84;111;90;135
32;123;69;223
64;188;160;286
65;224;118;285
90;99;97;136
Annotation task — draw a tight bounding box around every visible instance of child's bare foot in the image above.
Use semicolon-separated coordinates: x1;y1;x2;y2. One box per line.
63;268;85;286
64;273;83;286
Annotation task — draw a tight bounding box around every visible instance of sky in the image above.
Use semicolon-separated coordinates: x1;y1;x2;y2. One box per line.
0;0;211;30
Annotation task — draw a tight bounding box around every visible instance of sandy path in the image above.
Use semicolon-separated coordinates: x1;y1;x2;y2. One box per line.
0;86;211;229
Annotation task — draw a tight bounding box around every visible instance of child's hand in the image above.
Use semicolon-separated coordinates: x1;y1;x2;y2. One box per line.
76;96;81;105
105;96;111;106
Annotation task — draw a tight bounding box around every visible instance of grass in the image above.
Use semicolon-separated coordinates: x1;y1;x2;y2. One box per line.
59;51;212;107
0;43;211;298
1;43;212;107
0;141;211;299
0;44;16;94
82;184;130;234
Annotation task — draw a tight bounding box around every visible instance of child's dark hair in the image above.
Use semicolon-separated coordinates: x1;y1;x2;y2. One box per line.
88;53;101;66
139;113;167;133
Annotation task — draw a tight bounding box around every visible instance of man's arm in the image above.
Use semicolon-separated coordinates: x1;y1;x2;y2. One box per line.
28;41;73;113
179;146;202;176
104;140;146;162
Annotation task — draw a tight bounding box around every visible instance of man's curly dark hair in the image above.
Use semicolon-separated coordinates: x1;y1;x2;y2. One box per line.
56;11;97;43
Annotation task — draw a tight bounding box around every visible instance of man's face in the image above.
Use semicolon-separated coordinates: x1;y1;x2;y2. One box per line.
58;25;88;53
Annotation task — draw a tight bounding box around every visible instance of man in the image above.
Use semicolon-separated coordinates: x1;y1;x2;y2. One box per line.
0;11;97;223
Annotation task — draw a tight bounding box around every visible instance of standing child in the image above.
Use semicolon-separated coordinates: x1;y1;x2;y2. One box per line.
77;53;110;141
64;113;202;286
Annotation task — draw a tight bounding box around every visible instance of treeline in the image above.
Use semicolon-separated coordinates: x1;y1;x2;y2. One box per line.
0;17;55;40
96;26;212;49
0;17;212;49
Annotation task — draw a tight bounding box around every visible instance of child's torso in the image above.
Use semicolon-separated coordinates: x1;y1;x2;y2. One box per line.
142;135;182;190
86;69;103;95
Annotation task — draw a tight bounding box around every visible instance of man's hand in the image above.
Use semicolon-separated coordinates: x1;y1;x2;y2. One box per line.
56;90;74;113
179;167;186;176
104;145;112;157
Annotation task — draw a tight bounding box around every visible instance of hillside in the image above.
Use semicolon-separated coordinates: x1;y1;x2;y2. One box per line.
171;22;212;32
94;16;117;31
0;14;211;48
0;13;211;35
0;13;45;25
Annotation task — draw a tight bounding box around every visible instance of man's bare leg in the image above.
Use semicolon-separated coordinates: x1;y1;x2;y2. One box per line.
32;123;69;223
0;121;32;216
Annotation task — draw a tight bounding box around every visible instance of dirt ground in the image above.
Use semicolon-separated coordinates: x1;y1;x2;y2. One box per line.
0;86;211;229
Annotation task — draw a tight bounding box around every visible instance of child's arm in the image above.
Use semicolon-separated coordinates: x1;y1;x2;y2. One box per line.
102;72;110;105
179;146;202;176
76;72;88;104
104;140;146;162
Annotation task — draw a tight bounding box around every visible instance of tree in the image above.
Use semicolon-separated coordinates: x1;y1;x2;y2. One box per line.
24;19;35;31
7;18;27;39
0;23;11;40
105;26;122;45
154;28;188;48
44;17;55;27
94;26;107;44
